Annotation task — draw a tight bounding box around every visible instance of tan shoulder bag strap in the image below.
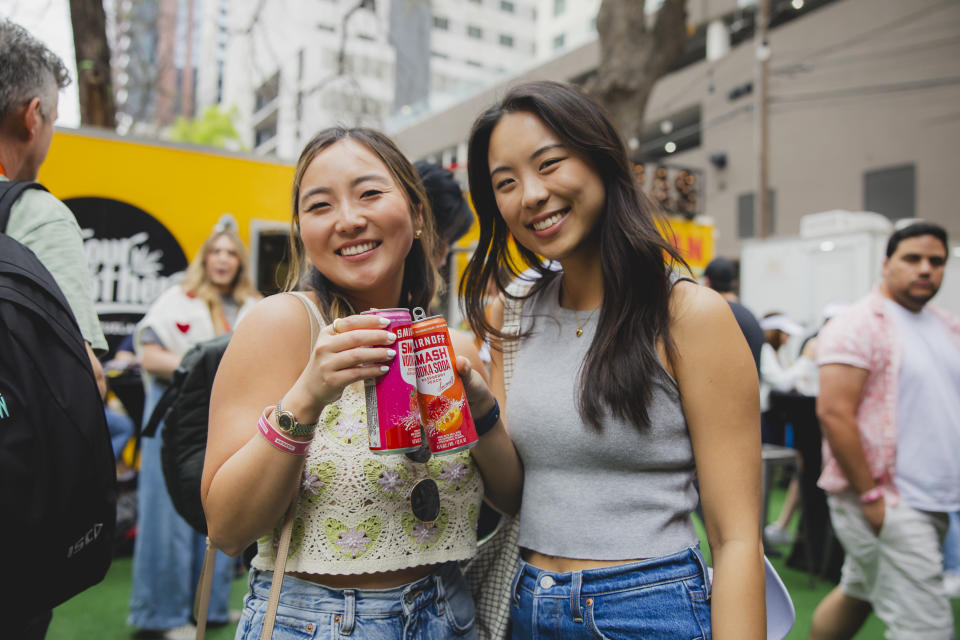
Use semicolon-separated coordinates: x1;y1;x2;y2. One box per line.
260;292;325;640
193;292;325;640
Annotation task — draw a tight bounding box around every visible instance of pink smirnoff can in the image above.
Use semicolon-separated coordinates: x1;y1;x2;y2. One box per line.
363;308;422;454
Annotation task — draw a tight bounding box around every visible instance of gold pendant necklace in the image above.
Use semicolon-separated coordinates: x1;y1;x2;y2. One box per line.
573;307;599;337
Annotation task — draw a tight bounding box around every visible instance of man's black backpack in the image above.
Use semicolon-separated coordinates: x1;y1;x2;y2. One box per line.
141;333;231;535
0;181;117;615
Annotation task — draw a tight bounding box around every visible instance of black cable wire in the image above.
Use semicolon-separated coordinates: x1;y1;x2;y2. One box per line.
771;76;960;103
772;34;960;75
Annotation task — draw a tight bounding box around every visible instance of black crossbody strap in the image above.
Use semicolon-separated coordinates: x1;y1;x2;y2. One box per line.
0;180;48;233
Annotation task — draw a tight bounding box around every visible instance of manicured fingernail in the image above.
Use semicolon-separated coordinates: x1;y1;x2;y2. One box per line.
387;332;397;342
386;349;396;357
379;317;389;326
380;365;390;372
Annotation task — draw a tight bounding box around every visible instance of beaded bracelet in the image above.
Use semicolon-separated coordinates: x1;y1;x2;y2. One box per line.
258;408;312;455
473;399;501;438
859;487;883;504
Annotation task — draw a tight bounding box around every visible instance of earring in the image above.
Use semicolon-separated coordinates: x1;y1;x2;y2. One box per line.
415;229;422;239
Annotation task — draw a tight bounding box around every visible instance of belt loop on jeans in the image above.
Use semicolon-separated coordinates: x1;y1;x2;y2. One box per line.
341;588;356;635
570;570;583;623
690;546;712;599
510;561;524;609
434;569;447;616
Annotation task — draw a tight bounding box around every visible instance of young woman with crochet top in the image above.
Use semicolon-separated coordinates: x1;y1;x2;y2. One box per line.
202;128;520;639
460;82;765;638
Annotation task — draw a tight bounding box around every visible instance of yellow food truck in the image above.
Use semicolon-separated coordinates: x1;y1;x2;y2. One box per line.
40;128;296;355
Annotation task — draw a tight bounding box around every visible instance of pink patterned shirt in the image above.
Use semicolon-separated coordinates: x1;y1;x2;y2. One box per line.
816;288;960;500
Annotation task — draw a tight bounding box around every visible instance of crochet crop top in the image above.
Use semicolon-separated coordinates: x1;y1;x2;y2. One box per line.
252;297;484;576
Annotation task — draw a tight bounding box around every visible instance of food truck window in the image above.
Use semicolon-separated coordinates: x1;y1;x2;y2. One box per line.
251;221;292;296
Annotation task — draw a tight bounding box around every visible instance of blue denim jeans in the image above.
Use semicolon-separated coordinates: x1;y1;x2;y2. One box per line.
943;510;960;573
235;562;476;639
104;407;134;459
128;382;235;630
510;546;712;640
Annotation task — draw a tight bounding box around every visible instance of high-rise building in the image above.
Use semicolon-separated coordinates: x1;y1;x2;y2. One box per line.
211;0;539;158
534;0;600;59
110;0;226;133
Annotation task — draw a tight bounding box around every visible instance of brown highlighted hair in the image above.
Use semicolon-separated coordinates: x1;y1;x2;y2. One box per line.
286;127;439;320
461;81;686;430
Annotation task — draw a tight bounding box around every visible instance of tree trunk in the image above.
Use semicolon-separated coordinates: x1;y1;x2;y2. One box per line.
586;0;688;146
69;0;116;128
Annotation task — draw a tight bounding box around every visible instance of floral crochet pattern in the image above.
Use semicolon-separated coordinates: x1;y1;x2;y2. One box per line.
325;516;381;559
363;459;410;499
468;504;479;531
428;452;476;490
302;461;336;504
401;509;450;550
251;381;483;576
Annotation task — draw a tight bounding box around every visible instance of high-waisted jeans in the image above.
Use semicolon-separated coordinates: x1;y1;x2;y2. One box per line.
235;562;476;639
510;546;712;639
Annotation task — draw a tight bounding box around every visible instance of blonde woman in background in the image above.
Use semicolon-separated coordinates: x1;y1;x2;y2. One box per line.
129;220;260;639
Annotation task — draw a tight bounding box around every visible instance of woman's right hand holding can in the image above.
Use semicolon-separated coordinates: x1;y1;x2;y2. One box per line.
283;314;398;422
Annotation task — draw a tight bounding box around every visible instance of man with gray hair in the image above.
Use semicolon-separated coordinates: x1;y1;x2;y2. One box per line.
1;19;107;638
0;19;106;374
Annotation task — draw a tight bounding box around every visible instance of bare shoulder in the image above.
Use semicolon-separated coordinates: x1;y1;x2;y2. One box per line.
450;328;481;357
669;279;732;335
451;327;489;384
227;292;315;363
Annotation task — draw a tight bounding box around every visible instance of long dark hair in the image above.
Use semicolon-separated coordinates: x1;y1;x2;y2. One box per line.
461;81;686;429
286;127;439;319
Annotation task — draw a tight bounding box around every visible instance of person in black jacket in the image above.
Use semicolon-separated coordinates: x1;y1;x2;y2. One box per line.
703;257;764;371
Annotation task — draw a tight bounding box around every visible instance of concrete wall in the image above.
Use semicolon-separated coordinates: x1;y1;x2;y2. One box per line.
390;0;960;259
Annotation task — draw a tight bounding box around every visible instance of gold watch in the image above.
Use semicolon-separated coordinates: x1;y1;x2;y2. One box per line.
274;400;318;438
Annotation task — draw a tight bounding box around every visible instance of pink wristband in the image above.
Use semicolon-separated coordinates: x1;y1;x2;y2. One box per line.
859;487;883;503
258;408;312;455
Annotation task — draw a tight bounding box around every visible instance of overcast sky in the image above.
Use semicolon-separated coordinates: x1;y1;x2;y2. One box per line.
2;0;81;127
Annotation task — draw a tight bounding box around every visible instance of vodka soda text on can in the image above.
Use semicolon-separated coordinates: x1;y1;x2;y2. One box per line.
410;307;478;455
363;308;422;455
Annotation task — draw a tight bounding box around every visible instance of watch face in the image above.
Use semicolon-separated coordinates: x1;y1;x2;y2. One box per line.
278;412;293;429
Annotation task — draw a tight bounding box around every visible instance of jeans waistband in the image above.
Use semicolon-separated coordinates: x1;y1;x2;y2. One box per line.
248;561;460;616
513;546;709;601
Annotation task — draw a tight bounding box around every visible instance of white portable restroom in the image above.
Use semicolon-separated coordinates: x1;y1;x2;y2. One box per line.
740;212;890;332
740;211;960;332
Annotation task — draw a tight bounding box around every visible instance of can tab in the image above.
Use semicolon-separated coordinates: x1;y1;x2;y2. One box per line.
412;307;427;321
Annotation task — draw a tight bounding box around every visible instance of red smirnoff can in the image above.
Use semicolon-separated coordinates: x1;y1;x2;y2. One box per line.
363;308;422;454
410;307;478;456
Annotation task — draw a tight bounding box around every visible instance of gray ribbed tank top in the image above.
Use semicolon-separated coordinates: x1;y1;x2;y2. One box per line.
505;275;699;560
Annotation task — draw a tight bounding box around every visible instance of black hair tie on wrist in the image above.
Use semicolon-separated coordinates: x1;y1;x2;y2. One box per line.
473;399;500;437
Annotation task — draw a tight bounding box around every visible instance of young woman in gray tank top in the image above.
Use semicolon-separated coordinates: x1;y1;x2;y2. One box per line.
460;81;766;639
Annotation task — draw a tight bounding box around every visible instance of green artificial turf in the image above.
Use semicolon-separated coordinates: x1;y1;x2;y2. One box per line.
693;484;960;640
46;485;958;639
46;555;246;640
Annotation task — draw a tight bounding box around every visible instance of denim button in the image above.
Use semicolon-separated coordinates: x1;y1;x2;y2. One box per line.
539;575;555;589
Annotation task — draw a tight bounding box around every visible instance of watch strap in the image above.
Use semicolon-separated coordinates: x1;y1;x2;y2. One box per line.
275;399;319;437
473;399;500;438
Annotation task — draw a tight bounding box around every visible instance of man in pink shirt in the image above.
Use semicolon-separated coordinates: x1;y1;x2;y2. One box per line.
810;222;960;640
